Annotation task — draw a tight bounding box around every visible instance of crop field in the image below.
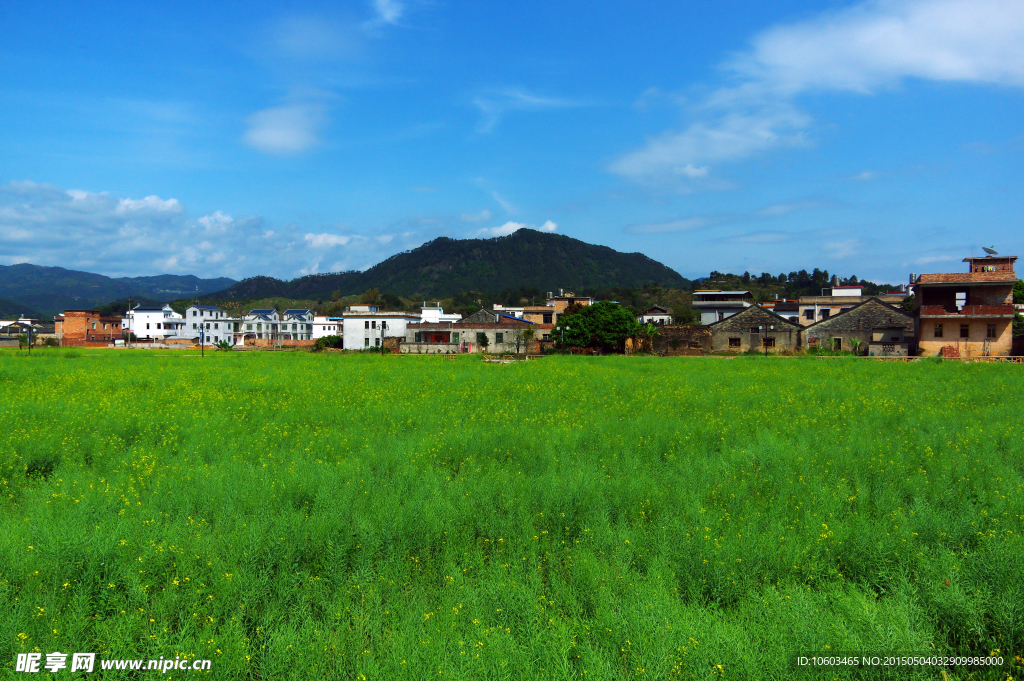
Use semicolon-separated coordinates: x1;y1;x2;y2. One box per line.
1;349;1023;679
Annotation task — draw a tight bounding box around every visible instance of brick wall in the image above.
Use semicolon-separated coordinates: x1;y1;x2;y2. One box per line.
651;325;712;354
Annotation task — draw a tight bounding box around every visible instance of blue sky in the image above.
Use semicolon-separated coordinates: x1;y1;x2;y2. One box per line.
1;0;1022;285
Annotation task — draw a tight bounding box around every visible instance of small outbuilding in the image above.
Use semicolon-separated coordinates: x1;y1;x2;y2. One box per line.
708;305;802;353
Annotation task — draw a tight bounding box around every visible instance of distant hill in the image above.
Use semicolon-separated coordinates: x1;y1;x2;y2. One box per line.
207;229;690;301
0;264;235;317
0;298;42;320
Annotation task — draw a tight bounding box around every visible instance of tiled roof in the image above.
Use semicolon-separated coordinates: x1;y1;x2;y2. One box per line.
916;272;1016;285
191;305;223;310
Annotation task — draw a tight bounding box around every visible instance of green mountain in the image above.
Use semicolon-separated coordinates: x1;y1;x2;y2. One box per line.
207;229;690;301
0;298;42;320
0;264;235;317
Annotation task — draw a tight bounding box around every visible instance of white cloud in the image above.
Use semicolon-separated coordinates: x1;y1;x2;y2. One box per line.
244;103;326;155
472;220;558;238
460;209;492;224
472;88;586;133
824;239;859;258
612;0;1024;184
0;181;434;280
304;233;354;249
851;171;875;181
198;211;234;232
372;0;403;24
626;217;713;234
115;195;183;214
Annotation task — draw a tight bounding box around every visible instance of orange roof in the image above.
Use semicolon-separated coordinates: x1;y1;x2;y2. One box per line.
916;272;1016;285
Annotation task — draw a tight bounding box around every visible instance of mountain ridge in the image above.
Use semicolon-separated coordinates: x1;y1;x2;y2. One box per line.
206;229;690;301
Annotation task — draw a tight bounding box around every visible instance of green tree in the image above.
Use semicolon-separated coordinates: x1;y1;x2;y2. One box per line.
900;293;916;314
1014;312;1024;338
360;289;381;306
1014;280;1024;304
555;301;636;351
671;306;699;325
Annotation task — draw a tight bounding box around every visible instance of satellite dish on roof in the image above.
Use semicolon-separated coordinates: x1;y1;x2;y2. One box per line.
983;246;999;255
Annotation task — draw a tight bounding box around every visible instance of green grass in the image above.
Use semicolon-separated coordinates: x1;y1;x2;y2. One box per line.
1;349;1022;679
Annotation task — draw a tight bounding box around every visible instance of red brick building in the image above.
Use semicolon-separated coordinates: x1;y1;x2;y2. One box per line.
55;310;124;344
914;255;1017;357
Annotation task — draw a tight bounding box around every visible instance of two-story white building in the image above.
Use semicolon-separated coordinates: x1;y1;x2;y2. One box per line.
420;303;462;324
125;304;186;341
692;290;754;325
178;304;237;345
313;316;342;338
341;308;423;349
242;309;280;341
279;309;314;341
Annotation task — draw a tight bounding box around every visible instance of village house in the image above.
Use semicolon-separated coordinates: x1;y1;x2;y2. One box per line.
125;304;186;341
707;305;802;353
341;308;423;349
637;305;672;325
179;304;238;345
312;316;342;339
802;297;914;356
796;287;907;327
403;308;545;354
279;309;314;341
692;290;754;324
420;303;462;324
914;254;1017;357
55;310;124;343
242;309;280;341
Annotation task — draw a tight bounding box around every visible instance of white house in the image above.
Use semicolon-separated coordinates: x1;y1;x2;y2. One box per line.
342;310;422;349
126;304;186;341
420;303;462;324
280;309;314;341
242;309;280;340
692;291;754;325
178;304;237;345
637;305;672;325
313;316;342;339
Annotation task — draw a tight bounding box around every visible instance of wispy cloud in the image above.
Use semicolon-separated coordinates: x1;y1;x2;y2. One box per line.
244;103;327;155
626;217;716;235
611;0;1024;186
371;0;403;25
823;239;859;259
472;88;586;133
460;210;492;224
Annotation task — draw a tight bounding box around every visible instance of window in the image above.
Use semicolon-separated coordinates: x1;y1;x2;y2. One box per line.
414;332;422;342
103;323;108;329
960;324;969;338
452;332;459;343
762;337;776;348
246;324;252;331
934;324;943;338
820;309;830;319
543;313;552;324
750;327;760;334
543;334;550;340
214;323;218;329
364;321;369;329
718;312;725;321
375;338;380;346
495;332;504;343
477;332;487;345
371;321;376;329
146;323;150;329
192;310;197;316
789;317;798;323
364;338;370;347
804;309;814;320
292;324;297;331
729;337;741;348
832;338;841;350
92;322;96;329
257;323;262;331
206;323;210;329
987;324;997;338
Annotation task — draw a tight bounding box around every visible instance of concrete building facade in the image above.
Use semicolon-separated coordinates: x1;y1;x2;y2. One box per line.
914;255;1017;357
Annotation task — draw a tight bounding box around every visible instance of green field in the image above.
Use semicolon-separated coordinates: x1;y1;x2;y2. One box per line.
2;350;1022;679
